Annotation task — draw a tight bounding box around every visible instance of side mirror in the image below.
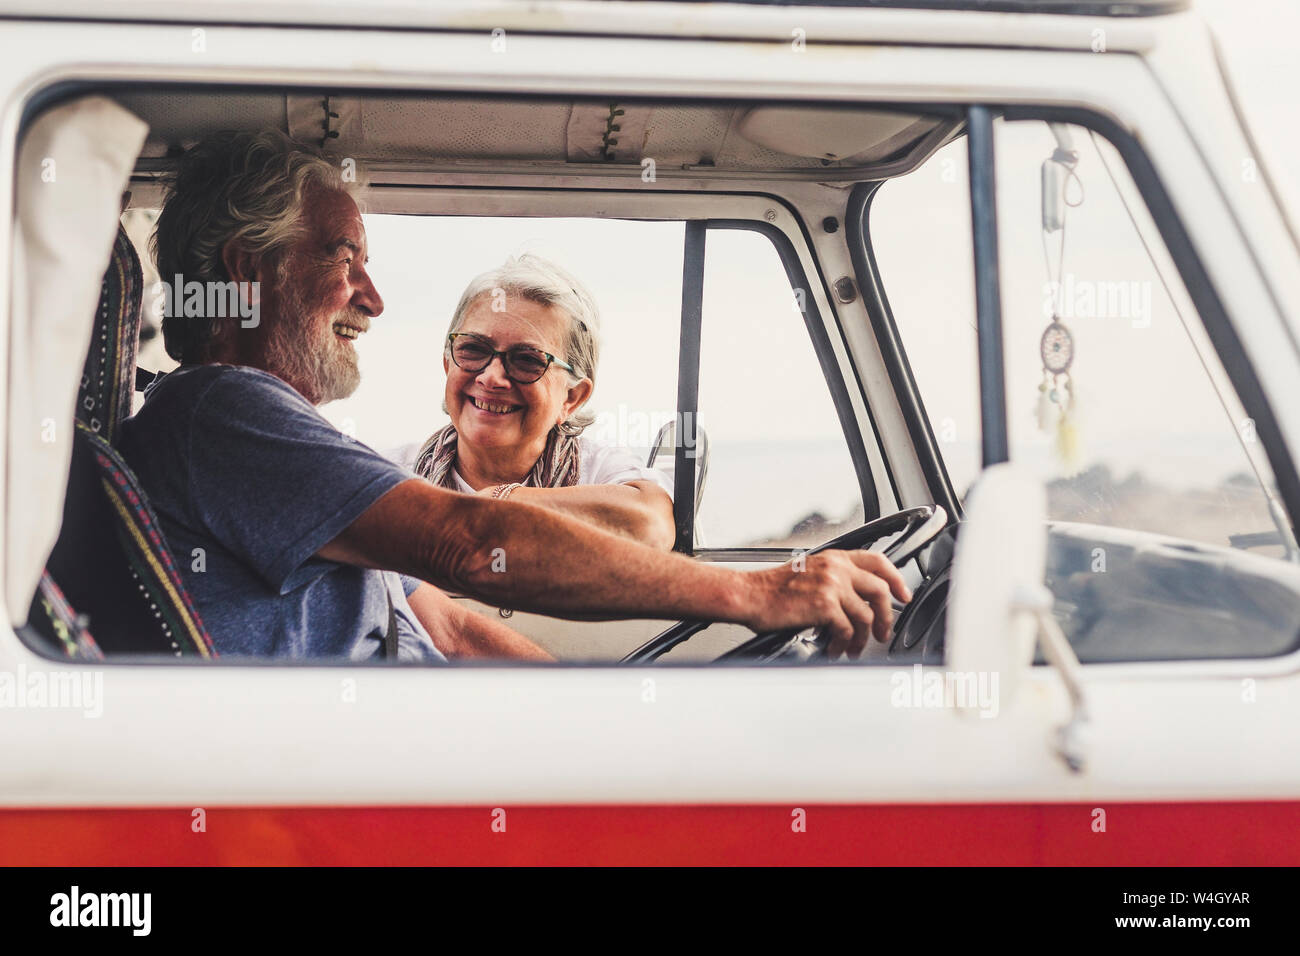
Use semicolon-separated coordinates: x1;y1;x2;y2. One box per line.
947;463;1090;772
646;419;711;548
946;463;1047;714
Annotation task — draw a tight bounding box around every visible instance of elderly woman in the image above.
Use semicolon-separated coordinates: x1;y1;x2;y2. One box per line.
398;254;675;549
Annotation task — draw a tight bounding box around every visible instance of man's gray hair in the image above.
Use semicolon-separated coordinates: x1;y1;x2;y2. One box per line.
151;129;356;363
447;253;601;435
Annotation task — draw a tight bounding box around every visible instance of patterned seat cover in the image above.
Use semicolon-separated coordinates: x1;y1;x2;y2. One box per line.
28;225;215;658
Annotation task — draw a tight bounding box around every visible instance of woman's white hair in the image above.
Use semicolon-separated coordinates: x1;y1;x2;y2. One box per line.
446;253;601;435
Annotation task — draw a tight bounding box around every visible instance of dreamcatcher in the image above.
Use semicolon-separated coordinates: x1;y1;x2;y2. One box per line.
1038;126;1085;472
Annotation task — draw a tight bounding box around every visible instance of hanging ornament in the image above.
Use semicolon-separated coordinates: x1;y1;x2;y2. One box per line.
1036;369;1059;431
1038;318;1079;472
1056;373;1080;472
1040;318;1074;375
1038;129;1086;473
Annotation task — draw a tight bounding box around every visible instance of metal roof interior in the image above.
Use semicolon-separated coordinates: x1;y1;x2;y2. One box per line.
110;89;962;182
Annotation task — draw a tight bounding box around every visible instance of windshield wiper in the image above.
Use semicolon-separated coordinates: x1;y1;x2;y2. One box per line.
1230;499;1300;560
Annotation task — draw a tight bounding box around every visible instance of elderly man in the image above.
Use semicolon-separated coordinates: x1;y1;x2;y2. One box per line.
117;130;909;662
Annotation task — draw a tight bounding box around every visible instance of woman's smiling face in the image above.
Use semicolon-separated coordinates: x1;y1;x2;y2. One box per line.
444;294;592;456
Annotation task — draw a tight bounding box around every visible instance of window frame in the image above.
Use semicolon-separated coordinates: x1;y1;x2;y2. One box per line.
14;77;1295;670
351;187;889;563
857;104;1300;665
857;104;1300;538
675;218;882;559
848;182;963;520
14;177;894;662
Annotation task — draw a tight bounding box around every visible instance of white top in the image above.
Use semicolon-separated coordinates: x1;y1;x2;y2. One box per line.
384;435;675;499
11;96;147;619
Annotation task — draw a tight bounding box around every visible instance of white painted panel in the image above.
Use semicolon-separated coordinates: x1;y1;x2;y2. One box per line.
0;16;1296;809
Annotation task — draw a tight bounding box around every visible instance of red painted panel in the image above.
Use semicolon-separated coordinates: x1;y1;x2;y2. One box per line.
1;803;1296;865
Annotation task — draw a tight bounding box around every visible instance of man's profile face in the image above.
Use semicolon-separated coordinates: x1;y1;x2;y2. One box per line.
260;184;384;405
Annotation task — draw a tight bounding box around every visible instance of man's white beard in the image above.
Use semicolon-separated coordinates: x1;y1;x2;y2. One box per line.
265;263;362;406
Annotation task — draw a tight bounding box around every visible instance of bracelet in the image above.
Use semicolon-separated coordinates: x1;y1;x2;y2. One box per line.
492;482;523;500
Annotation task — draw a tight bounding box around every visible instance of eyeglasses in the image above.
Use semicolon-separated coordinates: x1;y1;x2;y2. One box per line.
446;332;576;385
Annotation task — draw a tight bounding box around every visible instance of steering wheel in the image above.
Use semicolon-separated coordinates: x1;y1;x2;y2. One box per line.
621;504;948;665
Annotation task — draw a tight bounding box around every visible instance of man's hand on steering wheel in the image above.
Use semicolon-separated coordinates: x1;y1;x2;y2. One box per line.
741;551;913;660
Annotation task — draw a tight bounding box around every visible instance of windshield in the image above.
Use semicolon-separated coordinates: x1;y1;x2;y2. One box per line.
870;117;1300;661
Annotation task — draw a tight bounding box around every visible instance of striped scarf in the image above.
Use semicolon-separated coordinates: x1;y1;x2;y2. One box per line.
413;424;582;490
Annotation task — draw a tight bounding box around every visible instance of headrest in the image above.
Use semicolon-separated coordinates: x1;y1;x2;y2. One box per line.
79;225;143;444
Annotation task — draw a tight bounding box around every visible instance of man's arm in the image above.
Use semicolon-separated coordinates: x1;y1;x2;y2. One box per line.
406;582;553;661
489;481;675;550
317;478;910;659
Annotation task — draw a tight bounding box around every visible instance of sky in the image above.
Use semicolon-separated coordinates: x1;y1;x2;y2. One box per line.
1194;0;1300;220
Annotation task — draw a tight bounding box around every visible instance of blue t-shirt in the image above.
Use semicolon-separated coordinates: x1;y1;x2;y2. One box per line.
116;364;445;662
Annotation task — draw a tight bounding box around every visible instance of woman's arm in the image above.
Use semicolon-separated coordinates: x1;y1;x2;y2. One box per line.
407;581;554;661
495;481;675;550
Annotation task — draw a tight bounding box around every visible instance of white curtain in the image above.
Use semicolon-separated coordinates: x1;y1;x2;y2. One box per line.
8;96;148;622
